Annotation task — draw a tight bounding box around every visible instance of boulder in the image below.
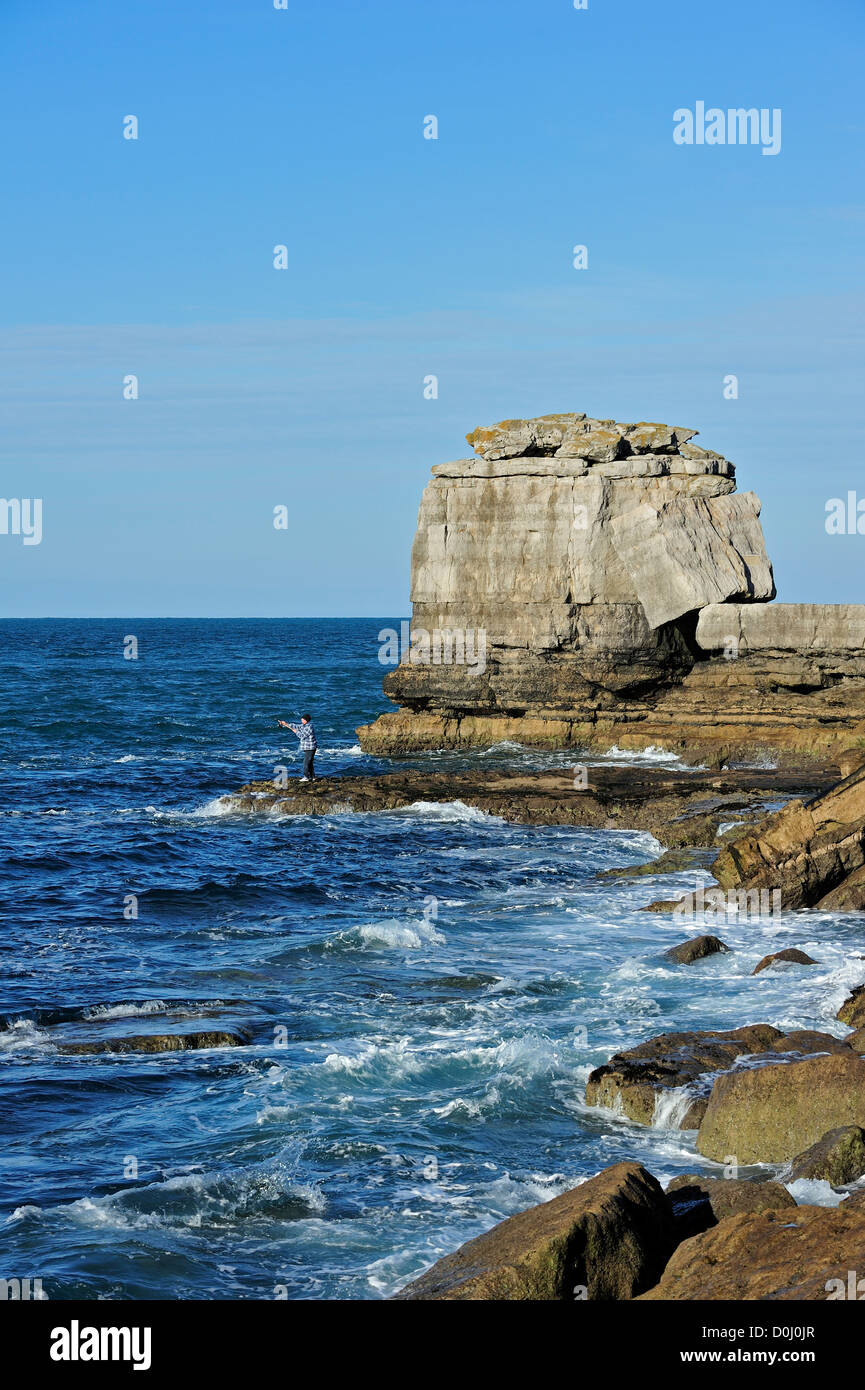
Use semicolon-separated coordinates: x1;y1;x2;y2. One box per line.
713;764;865;910
839;747;865;779
624;422;697;454
789;1126;865;1185
394;1162;675;1300
638;1197;865;1301
585;1025;783;1127
665;1174;795;1240
752;948;818;975
846;1027;865;1053
55;1030;249;1054
697;1052;865;1163
610;491;775;629
838;985;865;1028
665;935;730;965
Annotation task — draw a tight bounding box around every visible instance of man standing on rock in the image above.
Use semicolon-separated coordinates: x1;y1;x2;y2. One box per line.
278;714;318;782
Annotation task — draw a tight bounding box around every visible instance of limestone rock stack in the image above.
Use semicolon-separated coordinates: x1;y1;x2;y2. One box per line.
358;413;865;759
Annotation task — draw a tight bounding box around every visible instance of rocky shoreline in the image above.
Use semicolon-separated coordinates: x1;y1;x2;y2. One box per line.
220;761;836;848
218;743;865;1299
396;973;865;1301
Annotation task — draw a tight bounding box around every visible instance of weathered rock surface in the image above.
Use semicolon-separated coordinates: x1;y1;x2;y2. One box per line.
665;1174;796;1242
360;412;865;760
712;763;865;910
394;1162;675;1300
638;1197;865;1301
767;1029;851;1056
56;1030;249;1054
599;846;707;879
838;986;865;1028
610;492;774;629
585;1025;783;1128
664;935;730;965
789;1126;865;1185
696;1052;865;1164
464;414;701;463
752;948;818;975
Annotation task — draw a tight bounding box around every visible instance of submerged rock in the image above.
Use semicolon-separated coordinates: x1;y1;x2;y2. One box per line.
789;1125;865;1185
638;1196;865;1301
394;1162;675;1301
697;1051;865;1164
664;935;730;965
752;948;818;975
56;1030;249;1054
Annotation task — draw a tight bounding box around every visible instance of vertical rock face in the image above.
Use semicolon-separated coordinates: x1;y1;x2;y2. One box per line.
358;413;865;757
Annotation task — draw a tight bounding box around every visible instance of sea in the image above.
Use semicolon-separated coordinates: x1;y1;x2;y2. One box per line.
1;618;862;1300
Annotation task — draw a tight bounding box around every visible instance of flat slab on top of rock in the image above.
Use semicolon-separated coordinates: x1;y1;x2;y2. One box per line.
638;1196;865;1301
463;413;700;464
664;935;729;965
393;1161;675;1301
789;1125;865;1185
752;948;818;975
697;1051;865;1164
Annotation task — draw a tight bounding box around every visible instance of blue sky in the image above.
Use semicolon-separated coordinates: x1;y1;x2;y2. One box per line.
1;0;863;615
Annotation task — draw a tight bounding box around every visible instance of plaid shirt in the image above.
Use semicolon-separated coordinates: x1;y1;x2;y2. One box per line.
289;721;317;751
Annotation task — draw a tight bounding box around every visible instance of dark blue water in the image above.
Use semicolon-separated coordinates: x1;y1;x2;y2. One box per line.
1;620;861;1300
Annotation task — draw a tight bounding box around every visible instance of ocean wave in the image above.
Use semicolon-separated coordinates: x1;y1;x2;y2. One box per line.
328;917;446;952
8;1156;325;1232
0;1019;52;1052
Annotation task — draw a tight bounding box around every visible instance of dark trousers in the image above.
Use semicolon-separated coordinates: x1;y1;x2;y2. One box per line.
302;749;316;780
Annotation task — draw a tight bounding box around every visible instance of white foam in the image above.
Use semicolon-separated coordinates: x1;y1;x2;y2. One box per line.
82;1000;168;1021
785;1178;847;1208
0;1019;51;1052
597;744;698;766
352;918;446;950
190;797;238;819
386;800;505;825
652;1086;699;1129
